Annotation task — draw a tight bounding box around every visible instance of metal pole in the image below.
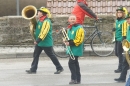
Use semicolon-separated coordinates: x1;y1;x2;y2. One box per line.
16;0;20;15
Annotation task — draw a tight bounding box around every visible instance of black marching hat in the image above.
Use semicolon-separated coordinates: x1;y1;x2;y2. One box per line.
116;6;124;12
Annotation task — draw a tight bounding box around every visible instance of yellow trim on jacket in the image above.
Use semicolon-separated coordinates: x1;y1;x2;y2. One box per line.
122;21;129;36
73;28;84;46
38;21;50;40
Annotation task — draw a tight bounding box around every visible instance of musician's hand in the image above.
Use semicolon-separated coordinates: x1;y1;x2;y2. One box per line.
34;41;37;45
122;36;126;41
65;42;70;46
112;28;116;32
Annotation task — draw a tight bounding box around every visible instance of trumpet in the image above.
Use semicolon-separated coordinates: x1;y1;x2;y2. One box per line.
22;5;37;40
62;27;75;60
122;39;130;66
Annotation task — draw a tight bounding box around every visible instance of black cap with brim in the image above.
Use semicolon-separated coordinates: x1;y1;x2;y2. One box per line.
116;9;124;12
116;7;124;12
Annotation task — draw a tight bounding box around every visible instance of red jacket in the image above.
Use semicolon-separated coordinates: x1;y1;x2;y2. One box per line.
72;0;97;24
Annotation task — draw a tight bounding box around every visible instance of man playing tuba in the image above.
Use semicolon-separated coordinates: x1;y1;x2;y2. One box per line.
25;6;64;74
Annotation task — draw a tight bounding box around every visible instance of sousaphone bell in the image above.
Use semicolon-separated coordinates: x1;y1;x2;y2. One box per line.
22;5;37;40
122;39;130;66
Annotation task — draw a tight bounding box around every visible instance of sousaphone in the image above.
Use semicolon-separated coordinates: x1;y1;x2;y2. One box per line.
122;39;130;66
22;5;37;40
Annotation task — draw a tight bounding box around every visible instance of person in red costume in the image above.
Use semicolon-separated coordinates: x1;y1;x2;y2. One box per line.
71;0;97;24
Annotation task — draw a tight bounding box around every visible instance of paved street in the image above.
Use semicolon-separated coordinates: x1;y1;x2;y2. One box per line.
0;56;126;86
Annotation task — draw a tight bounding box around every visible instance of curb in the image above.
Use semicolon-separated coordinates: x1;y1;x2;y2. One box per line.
0;51;115;59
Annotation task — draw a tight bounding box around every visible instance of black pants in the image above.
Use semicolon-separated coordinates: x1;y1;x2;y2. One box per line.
115;41;124;70
30;45;63;71
120;58;129;80
68;56;81;82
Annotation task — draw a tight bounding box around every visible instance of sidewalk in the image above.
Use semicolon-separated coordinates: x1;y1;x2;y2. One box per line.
0;45;114;58
0;46;34;58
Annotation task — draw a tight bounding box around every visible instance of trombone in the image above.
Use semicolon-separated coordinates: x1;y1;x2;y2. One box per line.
62;27;75;60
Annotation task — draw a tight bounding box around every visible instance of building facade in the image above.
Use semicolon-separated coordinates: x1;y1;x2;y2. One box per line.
47;0;130;16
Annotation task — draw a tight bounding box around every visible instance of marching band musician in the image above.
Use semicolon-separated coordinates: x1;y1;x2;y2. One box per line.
125;12;130;86
114;7;129;82
113;6;128;73
65;0;95;84
64;15;84;84
26;7;64;74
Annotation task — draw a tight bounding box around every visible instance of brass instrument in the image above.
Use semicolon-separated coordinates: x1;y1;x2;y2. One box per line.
62;27;75;60
22;5;37;40
122;39;130;66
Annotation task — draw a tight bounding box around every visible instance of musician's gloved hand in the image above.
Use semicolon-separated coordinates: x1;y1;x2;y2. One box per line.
68;40;75;46
34;41;37;45
122;36;126;41
112;28;116;32
35;38;42;44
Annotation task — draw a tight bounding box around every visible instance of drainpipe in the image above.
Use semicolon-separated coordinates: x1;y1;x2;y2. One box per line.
16;0;20;15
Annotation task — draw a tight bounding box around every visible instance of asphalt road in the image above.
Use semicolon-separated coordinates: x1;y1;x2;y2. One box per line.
0;56;126;86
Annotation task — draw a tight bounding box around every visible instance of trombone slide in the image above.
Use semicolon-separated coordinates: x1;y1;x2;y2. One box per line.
62;28;75;60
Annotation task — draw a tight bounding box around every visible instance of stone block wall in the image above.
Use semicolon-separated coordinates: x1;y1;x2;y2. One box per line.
0;16;32;45
0;15;115;46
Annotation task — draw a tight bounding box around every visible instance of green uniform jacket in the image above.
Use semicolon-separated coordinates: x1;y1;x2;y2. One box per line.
126;26;130;42
67;25;84;56
115;19;128;41
35;18;53;47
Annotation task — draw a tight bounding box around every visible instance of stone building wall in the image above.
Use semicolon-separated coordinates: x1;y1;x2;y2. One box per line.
0;15;115;46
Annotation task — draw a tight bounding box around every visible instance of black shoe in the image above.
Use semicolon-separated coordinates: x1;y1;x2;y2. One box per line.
26;70;36;74
114;69;122;73
69;80;77;84
77;82;81;84
54;69;64;74
114;78;125;82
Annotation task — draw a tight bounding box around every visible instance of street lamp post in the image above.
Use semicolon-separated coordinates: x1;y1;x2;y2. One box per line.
16;0;20;15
